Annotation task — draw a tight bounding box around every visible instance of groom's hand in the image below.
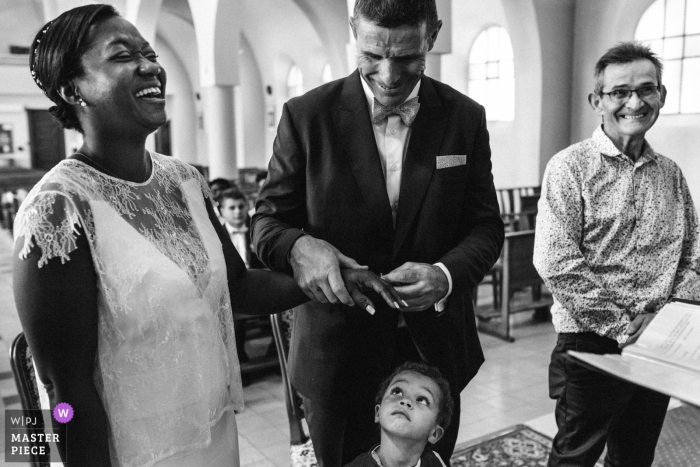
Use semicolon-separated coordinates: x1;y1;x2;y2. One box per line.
289;235;367;306
381;262;448;312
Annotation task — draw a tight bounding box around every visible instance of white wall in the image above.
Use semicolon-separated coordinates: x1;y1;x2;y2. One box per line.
533;0;575;178
156;9;206;165
442;0;542;189
0;1;42;52
238;35;266;169
240;0;327;163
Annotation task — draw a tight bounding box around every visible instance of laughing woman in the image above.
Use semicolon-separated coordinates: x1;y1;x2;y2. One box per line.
13;5;398;466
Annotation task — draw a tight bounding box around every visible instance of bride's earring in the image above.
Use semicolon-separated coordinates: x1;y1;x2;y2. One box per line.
78;98;87;107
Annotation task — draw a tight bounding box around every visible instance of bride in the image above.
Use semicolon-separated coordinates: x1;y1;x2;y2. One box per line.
13;5;400;466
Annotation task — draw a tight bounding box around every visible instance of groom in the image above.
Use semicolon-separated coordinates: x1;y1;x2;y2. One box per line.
252;0;504;464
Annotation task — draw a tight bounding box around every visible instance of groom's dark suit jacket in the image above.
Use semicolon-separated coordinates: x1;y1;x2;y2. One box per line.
252;70;504;404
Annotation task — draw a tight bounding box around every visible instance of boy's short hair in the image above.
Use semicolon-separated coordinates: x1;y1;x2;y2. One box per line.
375;361;453;430
209;178;233;188
219;187;247;203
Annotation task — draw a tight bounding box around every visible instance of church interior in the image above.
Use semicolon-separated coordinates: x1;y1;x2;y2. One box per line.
0;0;698;465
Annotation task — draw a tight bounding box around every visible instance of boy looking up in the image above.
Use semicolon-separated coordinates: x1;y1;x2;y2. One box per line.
346;362;453;467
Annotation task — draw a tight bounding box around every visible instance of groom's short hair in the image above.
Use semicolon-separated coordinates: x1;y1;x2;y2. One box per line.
351;0;439;34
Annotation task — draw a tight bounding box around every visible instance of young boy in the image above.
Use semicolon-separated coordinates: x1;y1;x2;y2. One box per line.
346;362;454;467
219;187;253;268
219;187;260;364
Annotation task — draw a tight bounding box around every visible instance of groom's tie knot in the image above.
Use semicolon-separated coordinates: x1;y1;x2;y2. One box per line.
371;97;420;127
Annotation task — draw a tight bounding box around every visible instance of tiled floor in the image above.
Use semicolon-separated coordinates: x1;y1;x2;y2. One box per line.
0;226;560;466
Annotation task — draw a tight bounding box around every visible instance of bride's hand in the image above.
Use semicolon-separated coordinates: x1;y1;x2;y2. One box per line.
341;269;403;315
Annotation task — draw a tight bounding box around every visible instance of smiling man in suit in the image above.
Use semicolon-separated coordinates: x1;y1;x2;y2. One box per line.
252;1;503;465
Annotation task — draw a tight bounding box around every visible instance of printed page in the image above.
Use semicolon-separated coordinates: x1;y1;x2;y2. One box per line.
625;301;700;372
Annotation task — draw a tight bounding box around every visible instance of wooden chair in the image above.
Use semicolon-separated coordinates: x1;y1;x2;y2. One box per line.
476;187;542;308
9;332;51;466
476;230;553;342
270;311;317;466
235;313;279;376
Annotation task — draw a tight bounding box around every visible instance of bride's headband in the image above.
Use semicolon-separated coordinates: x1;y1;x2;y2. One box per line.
30;21;53;96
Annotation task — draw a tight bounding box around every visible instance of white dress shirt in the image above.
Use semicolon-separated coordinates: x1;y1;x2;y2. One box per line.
360;77;452;311
225;222;250;268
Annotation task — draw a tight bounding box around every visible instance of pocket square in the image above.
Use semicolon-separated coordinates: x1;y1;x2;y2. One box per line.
436;155;467;169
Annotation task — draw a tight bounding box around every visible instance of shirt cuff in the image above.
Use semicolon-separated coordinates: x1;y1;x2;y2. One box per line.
434;262;452;312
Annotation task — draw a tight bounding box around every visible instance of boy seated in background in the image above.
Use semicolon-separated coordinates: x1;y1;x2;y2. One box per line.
346;362;454;467
219;187;254;268
219;187;263;364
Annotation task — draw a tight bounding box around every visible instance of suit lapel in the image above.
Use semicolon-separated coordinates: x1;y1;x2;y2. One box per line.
333;70;394;237
393;77;448;258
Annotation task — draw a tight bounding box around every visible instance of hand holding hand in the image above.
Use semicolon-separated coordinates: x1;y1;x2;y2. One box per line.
341;269;403;315
620;312;656;348
381;262;448;312
289;235;367;306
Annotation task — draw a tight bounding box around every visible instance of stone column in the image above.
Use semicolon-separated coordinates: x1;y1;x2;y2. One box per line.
201;85;237;180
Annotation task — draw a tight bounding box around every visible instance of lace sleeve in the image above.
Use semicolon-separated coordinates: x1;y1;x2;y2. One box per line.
198;172;213;200
14;191;84;268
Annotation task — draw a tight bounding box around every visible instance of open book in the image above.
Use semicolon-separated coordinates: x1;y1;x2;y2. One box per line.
569;299;700;407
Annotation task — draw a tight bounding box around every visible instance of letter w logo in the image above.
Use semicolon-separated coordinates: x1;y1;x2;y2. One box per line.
58;409;69;418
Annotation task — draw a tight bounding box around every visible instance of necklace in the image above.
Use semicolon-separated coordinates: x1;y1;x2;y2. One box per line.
74;151;149;182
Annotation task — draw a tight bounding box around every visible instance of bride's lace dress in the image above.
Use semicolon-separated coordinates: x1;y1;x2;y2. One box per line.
14;152;243;467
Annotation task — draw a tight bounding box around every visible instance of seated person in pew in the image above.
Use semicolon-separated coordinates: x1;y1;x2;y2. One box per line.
219;187;265;364
219;187;261;269
345;362;453;467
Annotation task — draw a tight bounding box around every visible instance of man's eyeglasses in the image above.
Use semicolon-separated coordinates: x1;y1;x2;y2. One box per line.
599;85;661;103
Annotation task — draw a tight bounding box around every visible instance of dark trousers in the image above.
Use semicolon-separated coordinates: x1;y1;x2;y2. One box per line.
302;326;461;467
548;332;669;467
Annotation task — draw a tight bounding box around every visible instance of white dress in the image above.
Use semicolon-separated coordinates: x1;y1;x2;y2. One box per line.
14;152;244;467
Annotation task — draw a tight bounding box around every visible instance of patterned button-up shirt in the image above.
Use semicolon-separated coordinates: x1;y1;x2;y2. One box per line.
534;126;700;343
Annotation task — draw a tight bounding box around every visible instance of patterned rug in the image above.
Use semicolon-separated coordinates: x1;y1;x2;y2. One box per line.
450;425;604;467
653;405;700;467
450;405;700;467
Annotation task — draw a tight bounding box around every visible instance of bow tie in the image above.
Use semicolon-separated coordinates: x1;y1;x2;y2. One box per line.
227;225;248;234
371;97;420;127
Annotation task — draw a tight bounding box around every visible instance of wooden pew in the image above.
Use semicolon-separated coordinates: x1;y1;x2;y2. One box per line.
476;230;553;342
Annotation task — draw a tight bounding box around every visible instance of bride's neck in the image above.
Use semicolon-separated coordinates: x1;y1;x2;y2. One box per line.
78;137;150;183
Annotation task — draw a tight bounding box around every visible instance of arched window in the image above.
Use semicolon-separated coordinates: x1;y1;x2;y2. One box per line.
635;0;700;114
287;65;304;99
322;63;333;84
468;26;514;121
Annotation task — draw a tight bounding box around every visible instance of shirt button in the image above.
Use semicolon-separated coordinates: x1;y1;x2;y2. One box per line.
390;129;396;135
392;203;398;210
390;164;398;171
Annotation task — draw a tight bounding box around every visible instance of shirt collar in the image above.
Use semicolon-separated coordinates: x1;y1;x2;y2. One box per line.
225;222;248;234
360;75;421;119
592;125;657;163
370;445;422;467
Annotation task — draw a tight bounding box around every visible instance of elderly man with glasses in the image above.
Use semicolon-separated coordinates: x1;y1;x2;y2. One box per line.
534;42;700;467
